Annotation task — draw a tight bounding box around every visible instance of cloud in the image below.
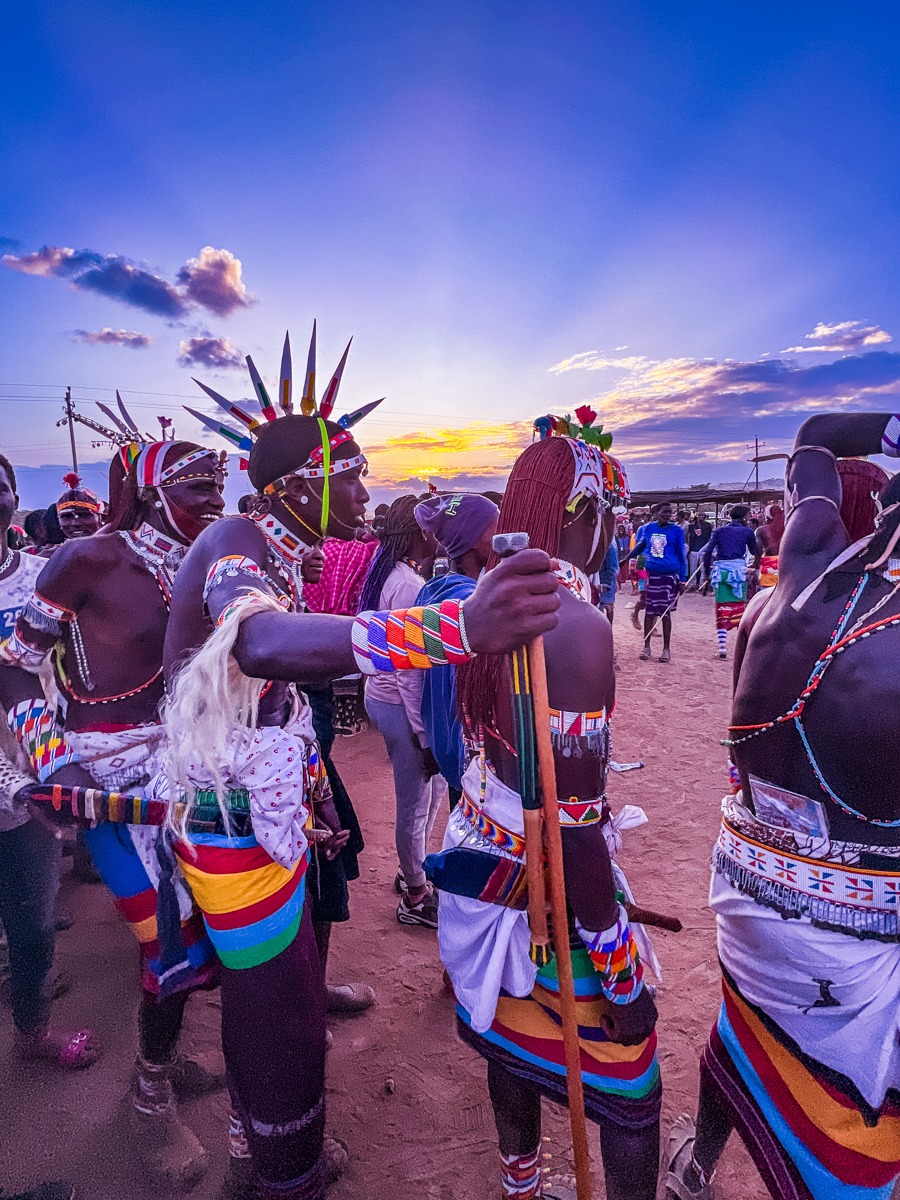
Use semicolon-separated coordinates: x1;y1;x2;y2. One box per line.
3;245;102;278
547;347;900;433
549;351;656;374
73;328;157;348
782;320;892;354
2;243;252;320
176;335;244;370
176;247;254;316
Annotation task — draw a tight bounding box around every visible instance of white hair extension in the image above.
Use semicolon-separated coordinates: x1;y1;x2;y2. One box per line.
163;589;285;844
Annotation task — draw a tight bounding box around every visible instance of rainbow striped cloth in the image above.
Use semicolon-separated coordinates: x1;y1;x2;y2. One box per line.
705;973;900;1200
174;832;308;971
458;943;660;1128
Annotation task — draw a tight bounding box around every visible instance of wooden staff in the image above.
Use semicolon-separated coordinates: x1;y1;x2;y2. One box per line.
494;533;593;1200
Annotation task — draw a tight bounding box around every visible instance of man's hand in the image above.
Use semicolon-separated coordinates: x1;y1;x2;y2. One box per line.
463;550;560;653
598;986;658;1046
312;790;351;860
301;547;325;585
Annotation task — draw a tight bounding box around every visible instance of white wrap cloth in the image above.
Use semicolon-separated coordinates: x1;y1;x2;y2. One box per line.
149;690;317;870
438;756;657;1033
712;863;900;1111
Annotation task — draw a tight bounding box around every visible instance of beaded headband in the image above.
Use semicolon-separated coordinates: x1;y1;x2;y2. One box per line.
135;442;220;491
533;407;630;512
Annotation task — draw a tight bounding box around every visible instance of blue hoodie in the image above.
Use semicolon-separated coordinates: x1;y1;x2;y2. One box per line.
631;522;687;580
414;571;477;791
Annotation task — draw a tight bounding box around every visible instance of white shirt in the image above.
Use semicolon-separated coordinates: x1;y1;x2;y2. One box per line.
363;561;428;742
0;552;48;832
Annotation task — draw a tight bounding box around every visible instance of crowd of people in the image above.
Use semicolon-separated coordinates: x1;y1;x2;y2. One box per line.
0;377;898;1200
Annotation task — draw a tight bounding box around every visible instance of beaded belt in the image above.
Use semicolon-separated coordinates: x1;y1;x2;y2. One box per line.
457;789;526;859
714;819;900;938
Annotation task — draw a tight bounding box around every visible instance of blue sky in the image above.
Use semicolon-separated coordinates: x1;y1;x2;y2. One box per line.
3;0;900;507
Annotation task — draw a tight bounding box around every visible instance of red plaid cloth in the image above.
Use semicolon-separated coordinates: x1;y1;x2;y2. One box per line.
303;537;378;616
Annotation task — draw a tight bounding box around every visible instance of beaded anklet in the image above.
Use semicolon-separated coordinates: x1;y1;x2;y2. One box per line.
499;1147;542;1199
576;904;644;1003
351;599;473;674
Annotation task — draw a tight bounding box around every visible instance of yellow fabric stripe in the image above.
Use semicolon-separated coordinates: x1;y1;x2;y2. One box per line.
130;915;158;943
729;983;900;1162
176;856;299;915
494;982;648;1067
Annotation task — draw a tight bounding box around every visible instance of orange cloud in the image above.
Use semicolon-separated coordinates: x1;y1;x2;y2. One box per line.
361;420;532;486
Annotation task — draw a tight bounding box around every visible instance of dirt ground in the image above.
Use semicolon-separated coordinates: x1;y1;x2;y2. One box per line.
0;591;856;1199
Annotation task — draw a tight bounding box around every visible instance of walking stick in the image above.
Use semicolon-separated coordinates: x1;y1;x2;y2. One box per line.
493;533;593;1200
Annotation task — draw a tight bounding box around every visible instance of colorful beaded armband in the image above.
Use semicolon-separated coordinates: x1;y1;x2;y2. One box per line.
8;700;80;783
576;904;644;1004
203;554;268;602
351;599;473;675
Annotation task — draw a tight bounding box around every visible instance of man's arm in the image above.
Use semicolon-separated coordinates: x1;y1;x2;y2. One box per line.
675;526;688;581
774;413;896;591
703;529;718;573
177;519;563;683
619;529;648;563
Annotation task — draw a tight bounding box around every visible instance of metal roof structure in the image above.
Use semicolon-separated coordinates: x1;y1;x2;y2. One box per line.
628;486;783;509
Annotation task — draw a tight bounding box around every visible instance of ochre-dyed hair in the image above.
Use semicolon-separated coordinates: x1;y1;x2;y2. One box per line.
457;437;576;735
837;458;889;543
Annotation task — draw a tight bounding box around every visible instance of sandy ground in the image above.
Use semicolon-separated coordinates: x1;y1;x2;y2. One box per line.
0;591;855;1199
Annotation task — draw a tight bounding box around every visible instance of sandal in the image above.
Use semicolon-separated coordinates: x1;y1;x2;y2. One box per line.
16;1028;101;1070
659;648;671;663
638;646;652;660
665;1113;715;1199
326;982;376;1013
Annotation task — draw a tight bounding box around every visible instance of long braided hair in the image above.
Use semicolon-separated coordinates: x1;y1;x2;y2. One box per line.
457;438;576;735
357;494;423;612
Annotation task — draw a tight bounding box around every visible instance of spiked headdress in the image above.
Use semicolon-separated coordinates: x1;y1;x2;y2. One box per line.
533;406;629;512
187;324;383;534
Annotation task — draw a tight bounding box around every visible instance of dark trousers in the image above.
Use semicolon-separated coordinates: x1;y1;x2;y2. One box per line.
0;818;60;1035
223;903;327;1198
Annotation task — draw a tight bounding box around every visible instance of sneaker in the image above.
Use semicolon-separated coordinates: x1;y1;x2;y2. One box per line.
397;886;439;929
393;868;406;895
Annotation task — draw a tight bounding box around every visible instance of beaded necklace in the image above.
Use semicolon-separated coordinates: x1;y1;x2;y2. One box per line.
120;522;189;608
59;523;187;705
725;568;900;826
249;513;307;610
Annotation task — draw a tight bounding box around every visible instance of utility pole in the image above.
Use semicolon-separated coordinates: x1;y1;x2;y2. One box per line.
64;386;78;474
747;436;766;492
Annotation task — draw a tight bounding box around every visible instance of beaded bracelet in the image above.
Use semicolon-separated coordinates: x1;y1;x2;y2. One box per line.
0;628;50;671
351;599;473;675
8;700;80;782
576;904;644;1004
882;415;900;458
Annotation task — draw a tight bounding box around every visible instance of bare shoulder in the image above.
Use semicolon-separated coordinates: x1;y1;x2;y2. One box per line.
35;531;123;583
543;590;613;708
179;515;268;577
